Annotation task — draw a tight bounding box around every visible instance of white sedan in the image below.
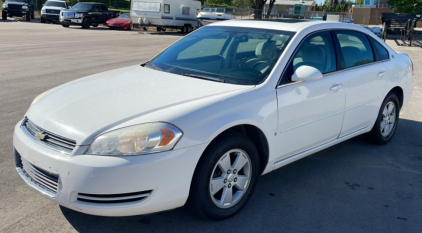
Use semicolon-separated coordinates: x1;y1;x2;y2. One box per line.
13;19;414;220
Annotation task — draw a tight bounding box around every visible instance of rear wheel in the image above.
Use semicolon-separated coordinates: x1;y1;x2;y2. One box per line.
81;18;90;29
188;131;260;220
61;23;69;27
364;93;400;145
2;11;7;20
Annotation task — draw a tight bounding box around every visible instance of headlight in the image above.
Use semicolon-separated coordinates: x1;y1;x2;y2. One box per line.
75;13;83;18
86;123;183;156
3;3;7;8
22;5;28;10
41;8;46;13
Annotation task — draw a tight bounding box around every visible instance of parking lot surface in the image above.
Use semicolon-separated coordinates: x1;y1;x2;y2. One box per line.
1;21;421;233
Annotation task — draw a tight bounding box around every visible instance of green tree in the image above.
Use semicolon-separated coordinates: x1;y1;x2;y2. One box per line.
335;4;340;12
204;0;232;7
340;4;345;12
232;0;254;8
356;0;364;5
388;0;422;13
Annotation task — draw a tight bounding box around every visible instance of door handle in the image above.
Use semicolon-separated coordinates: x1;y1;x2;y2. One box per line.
330;83;343;91
377;71;386;77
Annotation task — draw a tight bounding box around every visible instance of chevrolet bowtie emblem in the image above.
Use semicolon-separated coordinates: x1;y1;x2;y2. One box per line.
35;131;46;141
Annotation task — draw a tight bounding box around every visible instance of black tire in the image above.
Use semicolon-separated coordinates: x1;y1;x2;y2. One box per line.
109;26;114;30
81;18;90;29
187;131;260;220
2;11;7;20
156;27;162;32
128;23;133;31
41;17;46;23
142;27;147;31
61;23;69;27
31;11;34;19
364;93;400;145
92;24;98;27
26;11;30;21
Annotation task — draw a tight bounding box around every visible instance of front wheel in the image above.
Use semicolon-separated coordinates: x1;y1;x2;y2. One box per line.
41;17;46;23
2;11;7;20
364;93;400;145
26;11;31;21
128;23;133;31
188;131;260;220
81;18;90;29
61;23;69;27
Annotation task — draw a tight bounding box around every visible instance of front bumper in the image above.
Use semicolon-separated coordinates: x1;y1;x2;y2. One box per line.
42;13;59;21
3;8;29;16
13;120;206;216
60;18;83;25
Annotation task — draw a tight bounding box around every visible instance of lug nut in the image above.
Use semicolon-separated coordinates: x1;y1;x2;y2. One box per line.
233;169;237;174
224;178;227;183
227;170;231;174
228;183;232;188
234;177;237;182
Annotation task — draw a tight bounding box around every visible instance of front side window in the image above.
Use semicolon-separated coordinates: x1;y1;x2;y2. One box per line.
164;4;170;13
281;31;336;84
370;37;389;61
336;31;374;69
149;26;294;85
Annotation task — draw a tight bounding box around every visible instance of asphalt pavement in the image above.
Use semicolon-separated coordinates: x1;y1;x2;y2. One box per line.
0;20;421;233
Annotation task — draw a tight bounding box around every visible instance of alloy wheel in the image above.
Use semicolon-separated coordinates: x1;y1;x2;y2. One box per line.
380;101;396;137
209;149;252;208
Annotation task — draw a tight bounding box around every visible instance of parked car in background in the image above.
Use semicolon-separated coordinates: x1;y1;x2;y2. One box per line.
197;7;235;26
106;13;133;30
13;20;413;220
40;0;69;23
131;0;201;33
60;2;119;29
2;0;34;21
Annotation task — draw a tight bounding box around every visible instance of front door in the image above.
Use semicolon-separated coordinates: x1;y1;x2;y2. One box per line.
275;31;346;161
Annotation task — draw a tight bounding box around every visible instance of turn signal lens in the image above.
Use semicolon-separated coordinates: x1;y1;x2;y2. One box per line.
159;128;175;146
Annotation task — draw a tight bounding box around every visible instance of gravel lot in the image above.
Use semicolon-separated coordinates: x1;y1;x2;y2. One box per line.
1;20;421;233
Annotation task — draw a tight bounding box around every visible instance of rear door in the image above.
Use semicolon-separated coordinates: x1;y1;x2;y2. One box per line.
91;4;101;23
334;31;388;137
99;4;110;21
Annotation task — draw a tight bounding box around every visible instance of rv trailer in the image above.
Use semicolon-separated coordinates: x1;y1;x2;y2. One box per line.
131;0;201;32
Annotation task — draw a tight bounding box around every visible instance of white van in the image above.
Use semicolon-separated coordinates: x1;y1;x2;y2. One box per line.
131;0;201;32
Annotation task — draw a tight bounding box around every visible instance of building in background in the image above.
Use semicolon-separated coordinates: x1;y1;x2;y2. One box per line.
264;0;315;18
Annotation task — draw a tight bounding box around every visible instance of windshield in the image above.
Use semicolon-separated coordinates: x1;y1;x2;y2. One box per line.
45;1;66;7
118;13;130;19
149;26;294;85
72;3;92;11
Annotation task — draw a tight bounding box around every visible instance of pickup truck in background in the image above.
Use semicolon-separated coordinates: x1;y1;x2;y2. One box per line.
2;0;35;21
60;2;120;29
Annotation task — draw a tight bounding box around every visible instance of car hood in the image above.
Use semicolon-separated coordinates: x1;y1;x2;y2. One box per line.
26;65;252;145
107;18;131;24
43;6;65;10
63;9;88;13
6;2;26;5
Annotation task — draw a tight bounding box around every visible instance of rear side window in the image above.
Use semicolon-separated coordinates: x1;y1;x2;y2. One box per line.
164;4;170;13
370;37;389;61
100;5;107;12
336;31;374;69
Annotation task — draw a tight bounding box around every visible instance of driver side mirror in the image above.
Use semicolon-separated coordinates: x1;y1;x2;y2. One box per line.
291;65;323;82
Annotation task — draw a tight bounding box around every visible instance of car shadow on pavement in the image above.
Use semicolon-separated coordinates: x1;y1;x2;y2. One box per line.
60;118;422;233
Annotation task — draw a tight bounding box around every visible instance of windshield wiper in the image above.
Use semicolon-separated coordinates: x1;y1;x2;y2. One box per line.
182;73;224;83
143;62;162;71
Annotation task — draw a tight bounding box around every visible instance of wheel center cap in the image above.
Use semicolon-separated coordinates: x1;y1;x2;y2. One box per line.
227;174;234;182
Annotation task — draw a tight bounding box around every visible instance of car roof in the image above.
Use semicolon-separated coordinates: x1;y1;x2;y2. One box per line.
208;19;362;32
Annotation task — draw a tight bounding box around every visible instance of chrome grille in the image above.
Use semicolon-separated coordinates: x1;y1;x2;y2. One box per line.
8;4;22;10
18;155;59;198
77;190;152;204
46;9;60;14
21;118;76;154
